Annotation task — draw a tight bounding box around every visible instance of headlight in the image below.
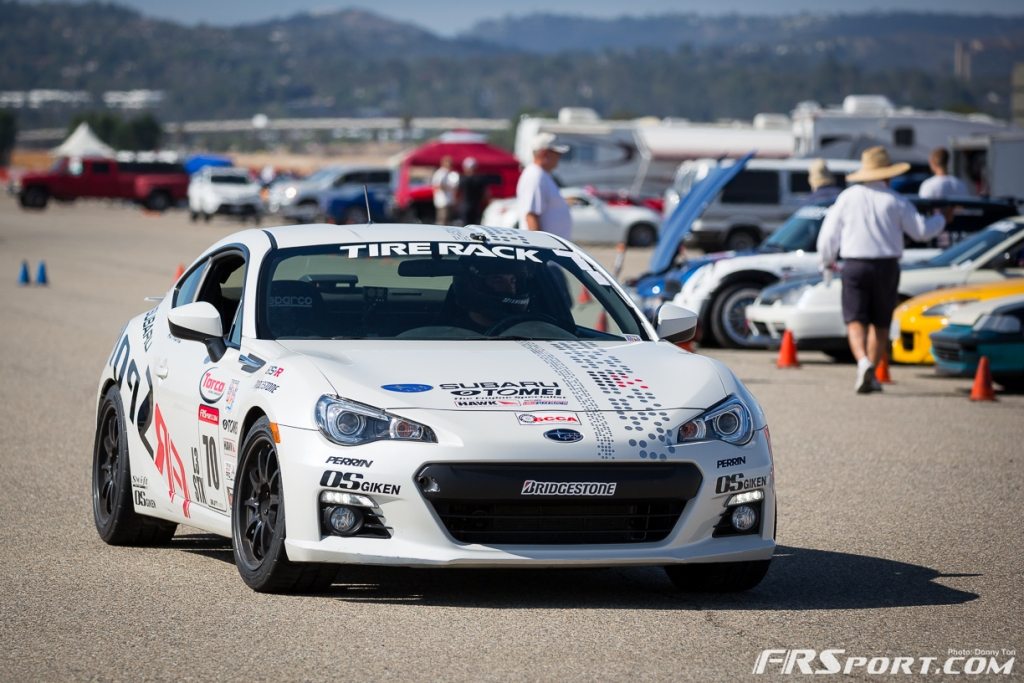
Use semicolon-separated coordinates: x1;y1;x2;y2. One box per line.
923;300;977;317
315;395;436;446
975;314;1022;334
676;396;754;446
284;186;297;199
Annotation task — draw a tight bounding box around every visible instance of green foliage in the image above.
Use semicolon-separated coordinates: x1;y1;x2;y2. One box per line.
0;110;16;164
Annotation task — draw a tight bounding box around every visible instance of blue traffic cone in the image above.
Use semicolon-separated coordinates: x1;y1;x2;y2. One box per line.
35;260;48;286
18;261;31;286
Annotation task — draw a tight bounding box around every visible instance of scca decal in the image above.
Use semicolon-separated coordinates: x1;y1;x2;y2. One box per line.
320;470;401;495
714;473;768;495
199;369;226;403
339;242;542;263
516;412;580;425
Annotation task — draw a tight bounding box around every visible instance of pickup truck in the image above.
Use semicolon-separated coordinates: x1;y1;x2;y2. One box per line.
16;157;190;212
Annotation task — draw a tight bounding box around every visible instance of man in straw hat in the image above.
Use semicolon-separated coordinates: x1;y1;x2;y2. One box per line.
817;146;952;394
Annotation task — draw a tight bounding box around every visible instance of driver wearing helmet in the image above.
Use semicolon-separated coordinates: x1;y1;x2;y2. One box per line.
449;258;531;333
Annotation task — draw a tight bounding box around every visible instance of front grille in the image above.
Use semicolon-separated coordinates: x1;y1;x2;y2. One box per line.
430;499;686;544
932;343;961;362
901;331;915;352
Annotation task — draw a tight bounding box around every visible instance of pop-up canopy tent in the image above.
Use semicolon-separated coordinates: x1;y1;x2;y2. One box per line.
392;132;522;221
52;122;115;158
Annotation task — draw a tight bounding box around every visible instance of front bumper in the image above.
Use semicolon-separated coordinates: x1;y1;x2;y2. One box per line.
277;422;775;567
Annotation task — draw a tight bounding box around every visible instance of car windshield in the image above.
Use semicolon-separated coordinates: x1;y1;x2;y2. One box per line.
304;168;339;186
210;174;250;185
926;220;1024;267
761;204;830;252
259;242;650;341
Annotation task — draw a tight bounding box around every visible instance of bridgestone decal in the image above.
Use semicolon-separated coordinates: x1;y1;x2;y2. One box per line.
521;480;617;496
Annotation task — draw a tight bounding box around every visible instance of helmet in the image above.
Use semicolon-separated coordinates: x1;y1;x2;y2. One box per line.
452;258;530;321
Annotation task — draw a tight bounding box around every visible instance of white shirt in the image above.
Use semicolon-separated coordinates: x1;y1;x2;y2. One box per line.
918;174;971;199
432;168;458;208
516;163;572;240
817;182;946;266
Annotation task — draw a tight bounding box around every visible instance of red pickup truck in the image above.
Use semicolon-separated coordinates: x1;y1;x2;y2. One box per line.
16;157;190;212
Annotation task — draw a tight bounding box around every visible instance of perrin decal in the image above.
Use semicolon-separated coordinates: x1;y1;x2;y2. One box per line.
320;471;401;495
339;242;542;262
716;456;746;469
521;480;617;496
199;369;226;403
516;412;581;426
325;456;374;468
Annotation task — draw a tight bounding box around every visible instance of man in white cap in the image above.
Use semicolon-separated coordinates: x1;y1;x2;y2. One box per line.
516;132;572;239
817;145;951;394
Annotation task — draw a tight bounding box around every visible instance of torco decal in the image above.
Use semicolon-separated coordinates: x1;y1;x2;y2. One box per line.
154;404;191;517
521;480;617;496
339;242;542;263
199;369;226;403
198;405;219;424
320;470;401;495
516;412;580;425
326;456;374;468
717;456;746;469
381;384;433;393
714;473;768;495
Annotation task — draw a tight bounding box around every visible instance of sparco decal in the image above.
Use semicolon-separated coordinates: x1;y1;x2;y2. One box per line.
339;242;542;263
717;456;746;469
715;473;768;495
521;480;617;496
326;456;374;468
199;369;226;403
320;470;401;495
516;412;580;425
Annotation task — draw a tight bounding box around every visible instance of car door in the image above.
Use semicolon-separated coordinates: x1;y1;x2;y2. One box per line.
566;194;617;243
152;249;249;517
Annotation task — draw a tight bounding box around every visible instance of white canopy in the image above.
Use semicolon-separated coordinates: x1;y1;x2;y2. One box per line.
52;122;115;158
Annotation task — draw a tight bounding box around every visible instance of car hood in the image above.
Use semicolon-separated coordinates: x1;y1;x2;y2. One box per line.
211;184;260;200
277;339;728;412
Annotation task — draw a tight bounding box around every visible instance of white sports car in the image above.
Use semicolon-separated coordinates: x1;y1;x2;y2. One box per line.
93;223;775;593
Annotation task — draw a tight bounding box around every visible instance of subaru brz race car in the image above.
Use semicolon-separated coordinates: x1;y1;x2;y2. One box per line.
93;224;775;593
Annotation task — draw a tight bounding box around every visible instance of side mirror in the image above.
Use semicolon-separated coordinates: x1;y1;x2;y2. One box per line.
656;303;698;342
167;302;227;362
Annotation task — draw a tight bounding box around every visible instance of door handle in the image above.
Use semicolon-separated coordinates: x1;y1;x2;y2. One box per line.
155;361;169;379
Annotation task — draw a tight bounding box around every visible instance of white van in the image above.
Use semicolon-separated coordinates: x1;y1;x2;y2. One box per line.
664;158;860;251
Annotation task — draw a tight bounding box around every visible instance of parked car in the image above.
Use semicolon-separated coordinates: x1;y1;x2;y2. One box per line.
890;279;1024;365
931;294;1024;390
323;185;391;224
267;165;392;222
187;167;263;224
482;187;661;246
745;217;1024;358
15;156;189;212
91;222;775;593
663;157;861;251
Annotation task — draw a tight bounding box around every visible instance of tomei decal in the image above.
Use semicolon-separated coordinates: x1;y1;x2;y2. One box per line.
717;456;746;469
440;381;562;397
521;480;617;496
224;380;240;411
715;473;768;495
199;369;227;403
339;242;542;263
320;471;400;495
153;404;191;517
381;384;433;393
325;456;374;468
516;412;581;426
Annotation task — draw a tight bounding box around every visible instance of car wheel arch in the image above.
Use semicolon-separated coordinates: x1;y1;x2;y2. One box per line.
241;407;268;446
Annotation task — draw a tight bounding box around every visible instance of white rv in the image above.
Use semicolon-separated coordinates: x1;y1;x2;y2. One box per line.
514;108;793;197
951;132;1024;200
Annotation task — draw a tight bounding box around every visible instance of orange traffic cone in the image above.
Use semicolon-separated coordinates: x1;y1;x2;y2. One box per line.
969;356;997;401
875;355;892;384
676;339;696;352
776;330;800;368
595;312;608;333
172;263;185;283
577;287;592;305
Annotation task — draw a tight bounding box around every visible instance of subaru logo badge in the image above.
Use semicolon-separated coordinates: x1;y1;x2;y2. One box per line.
544;429;583;443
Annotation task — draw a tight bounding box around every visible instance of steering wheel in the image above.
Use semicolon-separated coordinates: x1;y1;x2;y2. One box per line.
485;313;571;336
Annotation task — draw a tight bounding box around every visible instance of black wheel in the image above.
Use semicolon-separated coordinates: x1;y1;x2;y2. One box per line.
664;560;771;592
724;228;760;252
146;191;171;212
92;386;177;545
627;222;658;247
232;417;336;593
709;282;765;349
202;211;212;223
296;200;319;223
20;186;49;209
189;210;199;222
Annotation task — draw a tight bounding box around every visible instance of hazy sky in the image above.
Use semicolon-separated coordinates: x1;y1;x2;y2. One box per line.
52;0;1024;35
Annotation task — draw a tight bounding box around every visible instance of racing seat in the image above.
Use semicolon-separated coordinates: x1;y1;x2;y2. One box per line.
266;280;326;338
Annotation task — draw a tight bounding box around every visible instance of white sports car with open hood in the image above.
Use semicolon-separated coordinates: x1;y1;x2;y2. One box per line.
93;223;775;593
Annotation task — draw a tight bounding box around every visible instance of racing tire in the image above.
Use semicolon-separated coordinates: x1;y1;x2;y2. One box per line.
231;417;337;593
92;386;177;546
626;222;658;248
724;228;760;252
708;282;764;349
145;190;171;213
664;560;771;592
20;186;49;210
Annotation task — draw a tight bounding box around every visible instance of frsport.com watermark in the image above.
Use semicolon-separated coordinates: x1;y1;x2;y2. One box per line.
753;649;1016;675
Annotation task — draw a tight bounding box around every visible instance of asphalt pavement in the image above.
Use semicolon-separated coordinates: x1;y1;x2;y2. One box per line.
0;197;1020;681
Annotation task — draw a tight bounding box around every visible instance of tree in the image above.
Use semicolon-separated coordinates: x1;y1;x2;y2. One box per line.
0;110;16;166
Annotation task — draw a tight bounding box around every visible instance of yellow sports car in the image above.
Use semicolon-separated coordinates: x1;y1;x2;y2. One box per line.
891;279;1024;364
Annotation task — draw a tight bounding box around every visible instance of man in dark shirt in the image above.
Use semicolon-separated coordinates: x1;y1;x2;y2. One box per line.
458;157;489;226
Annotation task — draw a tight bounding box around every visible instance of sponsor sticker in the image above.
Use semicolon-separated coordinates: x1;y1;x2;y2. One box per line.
716;456;746;469
339;242;542;262
199;369;226;403
265;365;285;378
320;470;400;496
253;380;279;393
224;379;240;411
326;456;374;468
381;384;433;393
544;428;583;443
714;473;768;495
516;412;580;426
198;405;219;424
521;480;617;496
